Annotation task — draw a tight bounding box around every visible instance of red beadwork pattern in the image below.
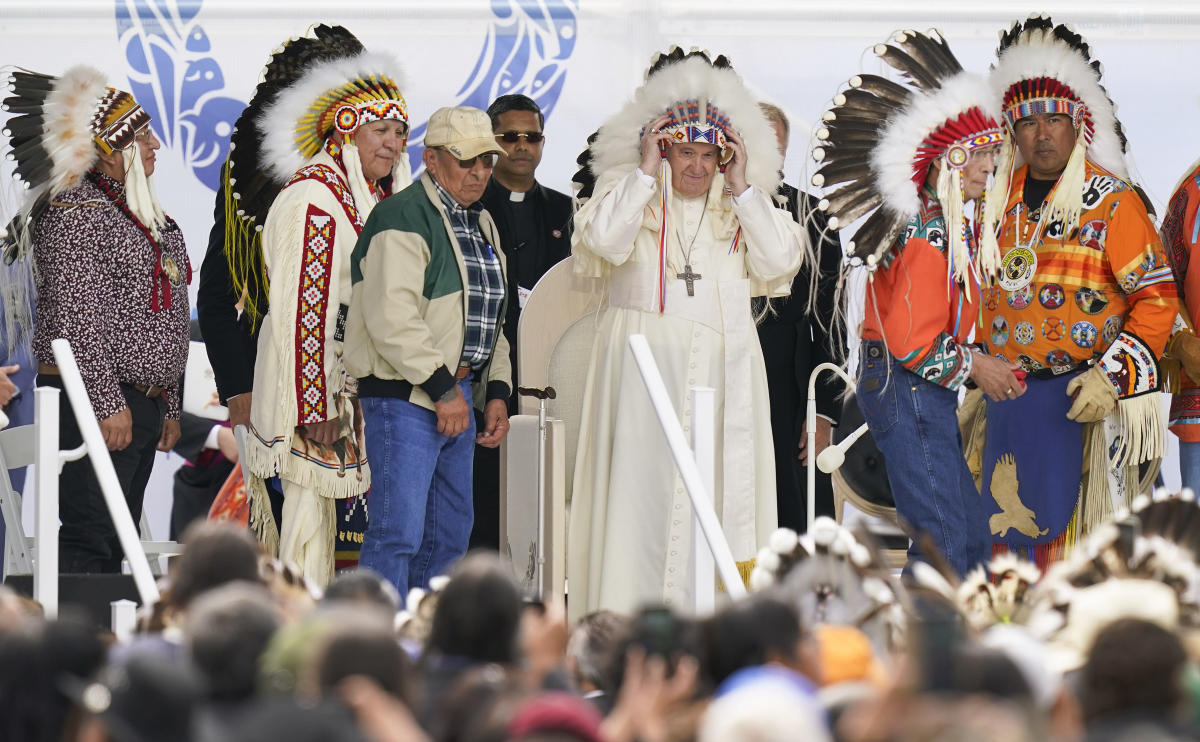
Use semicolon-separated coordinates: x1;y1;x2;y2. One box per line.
911;107;1002;186
295;204;335;424
284;163;366;231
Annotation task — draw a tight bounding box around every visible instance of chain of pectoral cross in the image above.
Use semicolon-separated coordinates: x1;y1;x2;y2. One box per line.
674;190;709;297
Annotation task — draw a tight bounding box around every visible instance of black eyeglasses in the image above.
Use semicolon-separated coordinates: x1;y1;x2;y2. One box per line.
435;148;498;169
495;131;545;144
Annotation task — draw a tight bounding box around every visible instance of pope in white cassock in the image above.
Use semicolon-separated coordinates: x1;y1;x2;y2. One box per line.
568;51;806;618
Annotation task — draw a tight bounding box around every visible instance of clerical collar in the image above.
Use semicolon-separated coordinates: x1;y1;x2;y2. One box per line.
509;189;526;203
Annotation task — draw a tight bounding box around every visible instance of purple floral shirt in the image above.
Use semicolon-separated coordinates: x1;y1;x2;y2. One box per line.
32;173;190;419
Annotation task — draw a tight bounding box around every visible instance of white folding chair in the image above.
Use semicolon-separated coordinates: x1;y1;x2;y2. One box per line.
0;424;36;575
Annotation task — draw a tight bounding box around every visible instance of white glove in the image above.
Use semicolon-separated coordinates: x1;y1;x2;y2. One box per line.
1066;365;1118;423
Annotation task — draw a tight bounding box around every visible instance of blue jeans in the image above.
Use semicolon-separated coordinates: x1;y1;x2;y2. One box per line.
358;378;476;596
855;341;988;576
1180;440;1200;495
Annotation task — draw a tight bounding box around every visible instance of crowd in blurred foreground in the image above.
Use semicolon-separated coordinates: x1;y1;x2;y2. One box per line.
4;497;1200;742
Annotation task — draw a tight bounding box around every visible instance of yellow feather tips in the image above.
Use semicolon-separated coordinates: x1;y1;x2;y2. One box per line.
298;76;409;154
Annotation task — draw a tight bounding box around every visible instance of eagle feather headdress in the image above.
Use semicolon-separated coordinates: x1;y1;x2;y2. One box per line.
583;49;782;200
981;15;1133;276
812;29;1002;287
220;24;409;329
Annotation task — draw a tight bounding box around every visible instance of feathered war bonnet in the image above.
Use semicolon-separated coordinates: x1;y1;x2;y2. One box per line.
584;49;781;198
575;48;783;310
812;29;1002;288
1;65;153;262
981;15;1131;277
221;24;409;329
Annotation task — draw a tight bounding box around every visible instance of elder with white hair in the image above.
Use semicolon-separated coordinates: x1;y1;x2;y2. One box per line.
569;49;805;617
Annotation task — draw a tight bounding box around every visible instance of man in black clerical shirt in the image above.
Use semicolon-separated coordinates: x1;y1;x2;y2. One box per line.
755;102;845;534
471;94;573;549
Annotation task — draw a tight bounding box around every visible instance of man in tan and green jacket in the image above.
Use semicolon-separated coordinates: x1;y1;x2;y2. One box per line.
345;106;512;596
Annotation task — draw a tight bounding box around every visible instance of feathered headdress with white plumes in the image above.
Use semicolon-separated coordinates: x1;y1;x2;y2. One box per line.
812;29;1002;287
956;552;1043;632
982;15;1132;278
220;25;410;329
256;49;408;184
995;489;1200;671
749;517;906;655
395;574;449;647
1;65;153;262
583;48;782;199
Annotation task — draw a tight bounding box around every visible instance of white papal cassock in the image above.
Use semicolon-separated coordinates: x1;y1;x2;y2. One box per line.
567;166;803;618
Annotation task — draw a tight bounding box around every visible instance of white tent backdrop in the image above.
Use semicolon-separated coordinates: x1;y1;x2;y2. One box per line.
4;0;1199;538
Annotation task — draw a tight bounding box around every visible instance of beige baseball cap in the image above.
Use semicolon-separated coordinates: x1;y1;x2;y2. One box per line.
424;106;505;160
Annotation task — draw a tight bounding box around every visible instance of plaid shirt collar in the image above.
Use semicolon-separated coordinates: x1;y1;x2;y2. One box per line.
433;177;483;219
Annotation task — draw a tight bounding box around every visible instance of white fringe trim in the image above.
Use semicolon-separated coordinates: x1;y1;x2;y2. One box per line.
245;430;370;500
1082;420;1111;532
246;473;280;557
1110;393;1165;469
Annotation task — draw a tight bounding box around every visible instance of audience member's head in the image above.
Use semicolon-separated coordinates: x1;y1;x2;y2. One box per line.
565;610;629;694
0;612;105;742
322;568;400;617
169;521;263;612
71;650;202;742
431;664;530;742
427;552;523;665
703;594;815;687
507;691;605;742
700;665;830;742
309;610;412;703
1080;617;1187;725
229;696;369;742
0;584;40;633
185;582;282;701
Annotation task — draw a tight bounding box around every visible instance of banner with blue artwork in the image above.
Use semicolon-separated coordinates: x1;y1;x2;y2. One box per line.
2;0;1199;317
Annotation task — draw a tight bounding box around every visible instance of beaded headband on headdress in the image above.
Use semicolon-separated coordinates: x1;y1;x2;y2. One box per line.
91;88;151;154
300;75;408;159
658;99;733;165
916;111;1003;176
1001;78;1087;132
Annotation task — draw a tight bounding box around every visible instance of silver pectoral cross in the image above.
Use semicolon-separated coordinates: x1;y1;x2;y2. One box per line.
677;263;701;296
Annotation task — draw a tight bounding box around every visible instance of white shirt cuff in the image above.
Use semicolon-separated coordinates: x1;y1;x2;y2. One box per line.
732;184;756;205
203;425;223;451
633;167;657;188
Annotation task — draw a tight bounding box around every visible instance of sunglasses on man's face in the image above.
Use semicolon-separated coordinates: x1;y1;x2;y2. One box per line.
495;131;545;144
437;148;498;169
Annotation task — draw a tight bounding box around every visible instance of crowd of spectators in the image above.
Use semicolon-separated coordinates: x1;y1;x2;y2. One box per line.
2;519;1197;742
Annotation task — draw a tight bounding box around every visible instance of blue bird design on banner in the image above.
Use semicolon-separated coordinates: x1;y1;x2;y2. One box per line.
407;0;579;173
115;0;245;192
